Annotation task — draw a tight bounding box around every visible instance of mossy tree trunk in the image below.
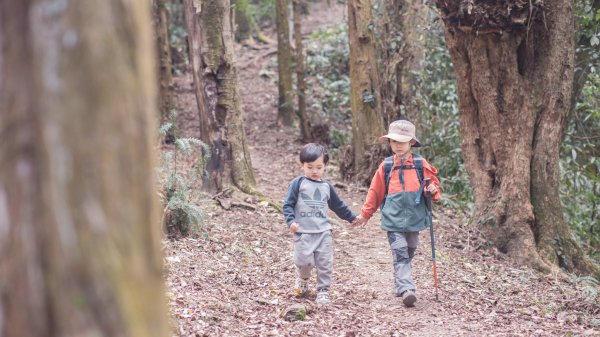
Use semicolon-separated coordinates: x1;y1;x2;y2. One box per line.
183;0;257;194
232;0;272;44
345;0;386;184
436;0;598;276
275;0;295;126
233;0;254;41
293;0;310;141
0;1;170;336
154;0;173;122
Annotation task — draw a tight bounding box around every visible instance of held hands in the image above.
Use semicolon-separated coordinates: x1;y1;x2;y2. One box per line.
352;215;368;227
289;222;300;233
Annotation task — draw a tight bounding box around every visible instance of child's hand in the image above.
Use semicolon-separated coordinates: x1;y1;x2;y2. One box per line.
426;184;438;195
352;215;367;227
289;222;300;233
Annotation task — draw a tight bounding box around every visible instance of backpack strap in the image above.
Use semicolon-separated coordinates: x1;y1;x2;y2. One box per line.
381;156;394;209
413;154;425;204
381;154;426;208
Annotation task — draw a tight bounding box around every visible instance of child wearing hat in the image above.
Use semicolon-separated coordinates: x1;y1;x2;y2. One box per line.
354;120;440;307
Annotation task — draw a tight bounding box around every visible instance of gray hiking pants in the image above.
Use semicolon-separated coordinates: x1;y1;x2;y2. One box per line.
293;230;333;292
387;231;419;295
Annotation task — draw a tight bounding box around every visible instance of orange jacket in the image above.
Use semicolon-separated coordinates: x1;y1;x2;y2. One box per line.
360;153;440;220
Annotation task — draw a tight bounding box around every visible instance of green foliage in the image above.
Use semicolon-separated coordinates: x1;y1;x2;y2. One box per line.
295;307;307;321
304;24;351;150
248;0;276;27
408;21;472;209
560;71;600;259
330;127;350;149
576;0;600;50
159;110;209;237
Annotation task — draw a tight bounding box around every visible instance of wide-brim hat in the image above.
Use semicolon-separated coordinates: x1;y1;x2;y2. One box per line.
378;120;421;147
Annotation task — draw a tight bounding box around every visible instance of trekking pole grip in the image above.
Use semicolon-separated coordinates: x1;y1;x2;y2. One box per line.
424;178;432;211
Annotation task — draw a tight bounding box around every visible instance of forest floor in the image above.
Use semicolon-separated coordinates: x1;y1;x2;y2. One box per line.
163;2;599;336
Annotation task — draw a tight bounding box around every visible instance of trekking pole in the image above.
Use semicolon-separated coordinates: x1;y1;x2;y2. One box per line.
424;178;439;302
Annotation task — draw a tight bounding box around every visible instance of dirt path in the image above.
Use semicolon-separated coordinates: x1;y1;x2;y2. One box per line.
165;2;599;336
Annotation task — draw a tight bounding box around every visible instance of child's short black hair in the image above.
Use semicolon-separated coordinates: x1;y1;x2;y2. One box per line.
299;143;329;164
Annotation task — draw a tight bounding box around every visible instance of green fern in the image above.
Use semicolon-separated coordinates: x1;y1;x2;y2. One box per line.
159;110;211;237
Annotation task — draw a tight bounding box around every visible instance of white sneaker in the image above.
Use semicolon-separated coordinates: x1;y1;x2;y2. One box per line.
294;278;309;297
316;291;330;305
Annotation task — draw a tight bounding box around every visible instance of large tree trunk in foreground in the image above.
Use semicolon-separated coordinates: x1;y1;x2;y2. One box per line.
183;0;257;194
275;0;296;126
436;0;598;275
0;1;170;336
345;0;386;184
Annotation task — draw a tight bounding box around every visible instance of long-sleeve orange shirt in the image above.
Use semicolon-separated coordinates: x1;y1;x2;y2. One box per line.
361;153;440;221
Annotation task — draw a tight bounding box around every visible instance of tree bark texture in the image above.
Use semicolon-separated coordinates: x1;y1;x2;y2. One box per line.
154;0;173;121
0;1;170;336
436;0;597;275
293;0;310;141
275;0;295;126
377;0;429;125
346;0;386;183
183;0;257;194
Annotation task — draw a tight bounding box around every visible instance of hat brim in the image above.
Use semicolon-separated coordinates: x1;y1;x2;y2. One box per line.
379;134;422;147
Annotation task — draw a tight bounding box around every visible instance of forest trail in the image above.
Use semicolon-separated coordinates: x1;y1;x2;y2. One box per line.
165;2;598;336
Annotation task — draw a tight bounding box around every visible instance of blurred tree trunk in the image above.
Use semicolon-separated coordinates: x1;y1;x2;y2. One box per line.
275;0;295;126
293;0;310;141
345;0;386;184
233;0;272;43
183;0;257;194
436;0;598;276
154;0;173;122
233;0;253;41
0;1;170;336
377;0;429;125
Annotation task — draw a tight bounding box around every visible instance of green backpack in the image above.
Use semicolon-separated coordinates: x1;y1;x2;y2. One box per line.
381;154;425;209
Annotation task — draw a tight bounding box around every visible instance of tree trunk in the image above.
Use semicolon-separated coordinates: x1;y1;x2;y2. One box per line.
183;0;257;194
436;0;598;275
275;0;295;126
233;0;253;41
0;1;170;336
232;0;273;44
154;0;173;122
377;0;429;125
293;0;310;141
346;0;386;184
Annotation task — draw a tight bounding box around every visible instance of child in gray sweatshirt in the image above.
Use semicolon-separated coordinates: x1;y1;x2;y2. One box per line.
283;143;357;305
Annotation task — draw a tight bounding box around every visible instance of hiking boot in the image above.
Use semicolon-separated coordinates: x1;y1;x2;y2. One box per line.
294;278;310;297
401;290;417;307
316;291;330;305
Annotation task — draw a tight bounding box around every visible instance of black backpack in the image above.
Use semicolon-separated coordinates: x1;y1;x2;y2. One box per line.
381;154;425;209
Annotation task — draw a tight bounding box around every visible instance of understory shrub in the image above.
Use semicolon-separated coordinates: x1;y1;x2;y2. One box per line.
158;110;209;237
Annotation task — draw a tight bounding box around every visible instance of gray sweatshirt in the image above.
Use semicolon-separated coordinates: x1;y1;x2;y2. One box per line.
283;176;356;233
